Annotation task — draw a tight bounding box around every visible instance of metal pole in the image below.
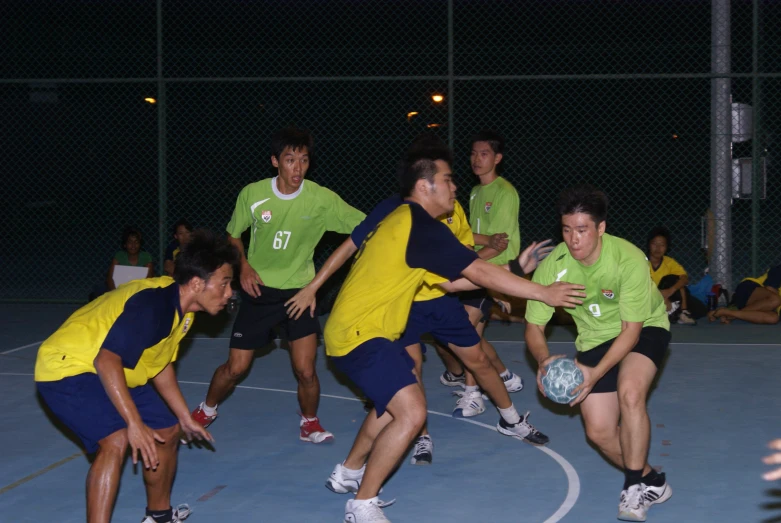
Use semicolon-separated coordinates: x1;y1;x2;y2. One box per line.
751;0;761;275
157;0;167;274
447;0;454;150
711;0;732;292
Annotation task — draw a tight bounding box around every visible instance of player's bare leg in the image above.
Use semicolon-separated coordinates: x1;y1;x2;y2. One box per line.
205;348;254;408
406;343;433;465
143;425;180;514
87;430;130;523
289;333;320;417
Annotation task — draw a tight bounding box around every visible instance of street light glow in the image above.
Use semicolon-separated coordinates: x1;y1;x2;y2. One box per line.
431;94;444;103
407;111;419;119
144;97;157;104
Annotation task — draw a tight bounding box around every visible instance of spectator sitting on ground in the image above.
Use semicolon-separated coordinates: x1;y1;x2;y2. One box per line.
106;226;154;291
709;264;781;325
647;226;706;325
164;219;193;276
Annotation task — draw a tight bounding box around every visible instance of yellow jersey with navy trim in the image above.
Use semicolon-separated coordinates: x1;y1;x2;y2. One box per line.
325;201;478;357
648;255;687;286
415;200;475;302
35;277;195;387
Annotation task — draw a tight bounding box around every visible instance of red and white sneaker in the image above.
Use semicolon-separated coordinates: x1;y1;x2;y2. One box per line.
191;404;217;429
300;416;334;443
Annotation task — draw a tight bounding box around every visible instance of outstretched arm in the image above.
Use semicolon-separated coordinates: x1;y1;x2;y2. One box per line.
285;237;359;319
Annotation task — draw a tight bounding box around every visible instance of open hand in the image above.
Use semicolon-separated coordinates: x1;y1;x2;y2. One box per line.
519;240;554;274
285;286;317;320
543;281;586;308
240;263;264;298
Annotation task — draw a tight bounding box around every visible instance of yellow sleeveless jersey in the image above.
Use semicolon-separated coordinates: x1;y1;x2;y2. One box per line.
35;277;195;387
325;202;478;357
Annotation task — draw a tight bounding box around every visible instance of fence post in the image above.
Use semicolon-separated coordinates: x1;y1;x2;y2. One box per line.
157;0;167;273
751;0;761;276
710;0;732;291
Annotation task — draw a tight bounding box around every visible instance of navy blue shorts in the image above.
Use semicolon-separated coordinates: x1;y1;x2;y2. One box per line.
458;289;494;323
37;373;178;453
731;280;761;310
330;338;418;417
398;295;481;350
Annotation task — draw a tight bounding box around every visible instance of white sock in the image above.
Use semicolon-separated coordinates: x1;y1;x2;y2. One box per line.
351;496;378;506
200;402;217;417
464;385;479;394
500;370;512;379
342;462;365;478
498;405;521;425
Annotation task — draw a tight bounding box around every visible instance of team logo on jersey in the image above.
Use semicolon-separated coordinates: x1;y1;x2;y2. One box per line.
485;202;492;212
182;317;192;334
261;210;272;223
602;289;615;299
447;215;453;224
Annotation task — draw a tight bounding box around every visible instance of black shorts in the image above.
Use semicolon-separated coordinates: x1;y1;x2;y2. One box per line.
230;287;320;349
458;289;493;323
576;326;670;394
731;280;760;310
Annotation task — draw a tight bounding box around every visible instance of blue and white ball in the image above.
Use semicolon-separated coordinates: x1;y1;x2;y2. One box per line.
542;358;584;404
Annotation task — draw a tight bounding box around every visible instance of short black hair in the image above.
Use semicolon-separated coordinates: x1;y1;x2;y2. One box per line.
172;218;193;236
174;229;240;285
470;129;504;155
647;226;671;252
558;184;608;224
271;126;313;162
121;226;143;248
398;135;453;197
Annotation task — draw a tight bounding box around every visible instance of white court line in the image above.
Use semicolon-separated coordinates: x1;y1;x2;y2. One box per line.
0;341;43;355
3;373;580;521
178;380;580;523
190;336;781;347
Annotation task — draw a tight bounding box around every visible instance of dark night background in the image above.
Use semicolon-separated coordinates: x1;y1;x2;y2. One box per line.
1;0;779;301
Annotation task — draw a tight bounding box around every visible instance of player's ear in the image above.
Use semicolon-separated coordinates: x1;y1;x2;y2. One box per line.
189;276;206;293
597;220;606;236
494;153;503;166
271;155;280;168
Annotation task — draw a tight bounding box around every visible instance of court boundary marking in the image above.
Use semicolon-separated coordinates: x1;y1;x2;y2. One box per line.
0;372;579;523
177;380;580;523
2;338;780;357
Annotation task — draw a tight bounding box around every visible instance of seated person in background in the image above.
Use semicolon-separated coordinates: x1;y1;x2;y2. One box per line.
647;226;706;325
107;226;154;291
164;219;193;277
709;265;781;325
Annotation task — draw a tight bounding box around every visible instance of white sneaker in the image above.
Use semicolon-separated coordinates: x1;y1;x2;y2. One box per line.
345;498;391;523
439;370;466;388
642;477;673;507
677;310;696;325
410;435;433;465
502;371;524;392
618;484;648;521
326;463;364;494
496;411;550;445
140;504;191;523
452;390;485;417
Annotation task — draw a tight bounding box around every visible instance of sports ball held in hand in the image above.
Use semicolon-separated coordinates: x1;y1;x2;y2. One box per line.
542;358;584;404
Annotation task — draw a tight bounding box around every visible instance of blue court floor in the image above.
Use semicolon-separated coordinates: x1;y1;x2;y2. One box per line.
1;303;781;522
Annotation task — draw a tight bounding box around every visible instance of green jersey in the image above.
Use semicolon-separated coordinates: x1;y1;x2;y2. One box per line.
525;234;669;352
226;177;366;289
468;176;521;265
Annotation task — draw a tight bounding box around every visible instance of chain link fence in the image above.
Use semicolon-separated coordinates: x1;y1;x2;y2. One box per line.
2;0;779;302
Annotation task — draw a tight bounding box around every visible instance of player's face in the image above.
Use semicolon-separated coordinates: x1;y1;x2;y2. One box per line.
428;160;457;215
561;213;605;266
648;236;667;260
470;141;502;177
175;226;192;245
271;146;310;193
125;234;141;255
196;263;235;315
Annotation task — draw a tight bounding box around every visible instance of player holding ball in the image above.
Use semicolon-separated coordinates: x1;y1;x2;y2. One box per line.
525;185;672;522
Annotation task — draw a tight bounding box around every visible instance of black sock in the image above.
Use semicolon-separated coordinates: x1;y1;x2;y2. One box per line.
450;370;464;378
642;469;666;487
146;507;173;523
624;468;643;490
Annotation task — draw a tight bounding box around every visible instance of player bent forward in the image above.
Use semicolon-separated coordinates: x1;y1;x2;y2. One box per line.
322;140;585;522
525;185;672;522
35;230;238;523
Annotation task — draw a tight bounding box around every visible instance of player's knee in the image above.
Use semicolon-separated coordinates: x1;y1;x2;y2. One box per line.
157;424;181;446
99;430;129;457
225;355;251;379
404;402;427;432
618;387;647;411
461;347;490;371
585;424;616;448
294;365;317;385
770;294;781;311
